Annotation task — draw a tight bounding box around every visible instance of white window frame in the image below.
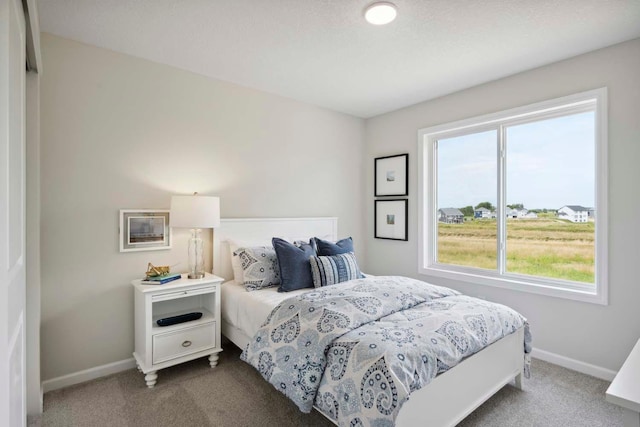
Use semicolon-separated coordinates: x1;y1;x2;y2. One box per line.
418;88;608;305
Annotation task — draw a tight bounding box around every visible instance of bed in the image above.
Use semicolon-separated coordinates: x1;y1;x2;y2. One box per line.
214;217;529;427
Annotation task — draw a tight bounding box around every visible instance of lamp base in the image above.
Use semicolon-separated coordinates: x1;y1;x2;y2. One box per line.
187;272;205;279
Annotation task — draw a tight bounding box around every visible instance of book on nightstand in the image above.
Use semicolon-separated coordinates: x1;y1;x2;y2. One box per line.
140;273;182;285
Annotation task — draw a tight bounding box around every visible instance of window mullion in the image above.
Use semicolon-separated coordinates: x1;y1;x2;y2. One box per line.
497;126;506;275
431;139;438;265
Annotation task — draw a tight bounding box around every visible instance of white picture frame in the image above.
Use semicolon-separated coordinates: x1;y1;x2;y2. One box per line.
119;209;172;252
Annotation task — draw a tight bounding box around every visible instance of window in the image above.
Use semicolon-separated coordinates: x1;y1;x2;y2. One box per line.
418;89;608;304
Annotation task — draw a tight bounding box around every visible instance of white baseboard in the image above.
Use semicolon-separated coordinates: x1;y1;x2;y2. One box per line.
42;357;136;393
532;347;617;381
40;348;616;393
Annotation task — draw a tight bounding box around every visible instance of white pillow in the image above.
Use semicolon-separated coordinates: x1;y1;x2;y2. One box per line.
228;241;244;284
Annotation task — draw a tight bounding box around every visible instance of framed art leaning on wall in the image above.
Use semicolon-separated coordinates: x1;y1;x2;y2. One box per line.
375;153;408;196
375;199;408;241
119;209;172;252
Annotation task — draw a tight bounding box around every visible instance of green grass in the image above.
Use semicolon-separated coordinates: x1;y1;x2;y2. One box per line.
437;218;595;283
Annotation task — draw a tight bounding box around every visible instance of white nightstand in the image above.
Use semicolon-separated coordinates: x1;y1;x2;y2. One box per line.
132;273;224;388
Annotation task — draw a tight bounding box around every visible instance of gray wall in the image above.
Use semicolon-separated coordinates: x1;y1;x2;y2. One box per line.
40;34;365;380
41;32;640;380
364;38;640;372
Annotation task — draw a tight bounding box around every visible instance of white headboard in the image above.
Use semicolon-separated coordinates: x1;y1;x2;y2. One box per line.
212;217;338;281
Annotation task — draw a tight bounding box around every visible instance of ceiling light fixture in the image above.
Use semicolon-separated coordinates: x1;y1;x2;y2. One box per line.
364;2;397;25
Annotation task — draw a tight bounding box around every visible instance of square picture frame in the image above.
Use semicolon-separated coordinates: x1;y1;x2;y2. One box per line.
119;209;172;252
375;199;408;241
375;153;408;197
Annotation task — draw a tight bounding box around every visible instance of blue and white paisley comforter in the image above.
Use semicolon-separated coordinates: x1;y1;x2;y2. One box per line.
241;276;531;427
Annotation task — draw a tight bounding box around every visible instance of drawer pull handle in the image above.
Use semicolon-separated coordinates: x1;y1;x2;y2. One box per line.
182;340;192;348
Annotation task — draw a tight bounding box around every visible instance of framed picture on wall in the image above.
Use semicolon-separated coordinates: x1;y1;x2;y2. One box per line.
374;199;408;241
119;209;172;252
375;153;408;196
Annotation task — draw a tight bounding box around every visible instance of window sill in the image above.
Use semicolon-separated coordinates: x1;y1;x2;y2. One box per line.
419;265;608;305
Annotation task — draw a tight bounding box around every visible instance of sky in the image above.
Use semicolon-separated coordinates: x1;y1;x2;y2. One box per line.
437;111;595;210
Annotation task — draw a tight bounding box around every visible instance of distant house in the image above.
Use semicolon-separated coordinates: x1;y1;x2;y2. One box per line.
587;207;596;219
505;208;519;218
557;205;589;223
514;208;538;219
438;208;464;224
474;207;492;219
505;208;534;219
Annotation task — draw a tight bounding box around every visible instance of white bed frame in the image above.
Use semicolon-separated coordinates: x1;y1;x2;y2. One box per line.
213;217;524;427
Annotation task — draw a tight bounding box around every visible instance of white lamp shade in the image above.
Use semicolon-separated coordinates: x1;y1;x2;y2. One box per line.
170;195;220;229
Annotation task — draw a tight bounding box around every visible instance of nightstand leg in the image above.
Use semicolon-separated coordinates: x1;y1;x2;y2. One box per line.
136;364;142;372
209;353;219;368
145;371;158;388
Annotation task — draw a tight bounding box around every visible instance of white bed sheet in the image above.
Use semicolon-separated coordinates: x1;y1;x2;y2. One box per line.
221;280;312;340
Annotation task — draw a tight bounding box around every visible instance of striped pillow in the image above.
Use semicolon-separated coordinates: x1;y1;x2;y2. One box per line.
309;252;361;287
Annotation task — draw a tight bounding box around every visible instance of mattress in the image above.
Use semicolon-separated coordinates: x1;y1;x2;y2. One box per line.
220;280;312;340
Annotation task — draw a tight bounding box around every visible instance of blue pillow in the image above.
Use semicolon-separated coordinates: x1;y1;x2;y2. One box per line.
314;237;365;278
272;238;316;292
310;252;361;287
314;237;354;256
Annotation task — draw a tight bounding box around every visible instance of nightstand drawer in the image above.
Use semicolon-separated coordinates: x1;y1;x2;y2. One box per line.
151;285;217;302
152;321;216;364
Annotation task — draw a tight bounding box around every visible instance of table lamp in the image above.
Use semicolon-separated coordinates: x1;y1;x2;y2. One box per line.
170;193;220;279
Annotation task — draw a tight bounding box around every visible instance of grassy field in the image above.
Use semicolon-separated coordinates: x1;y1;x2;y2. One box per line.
437;218;595;283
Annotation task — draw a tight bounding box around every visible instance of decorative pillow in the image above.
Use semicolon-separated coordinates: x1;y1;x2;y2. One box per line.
310;252;362;287
314;237;365;278
233;246;280;291
228;239;272;284
272;237;316;292
314;237;354;256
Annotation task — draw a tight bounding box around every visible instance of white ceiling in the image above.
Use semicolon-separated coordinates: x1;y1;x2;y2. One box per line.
38;0;640;118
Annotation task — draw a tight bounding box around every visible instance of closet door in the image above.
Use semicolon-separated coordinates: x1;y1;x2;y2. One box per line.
0;0;27;425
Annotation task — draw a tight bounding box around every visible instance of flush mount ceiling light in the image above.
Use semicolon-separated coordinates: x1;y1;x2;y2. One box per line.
364;2;397;25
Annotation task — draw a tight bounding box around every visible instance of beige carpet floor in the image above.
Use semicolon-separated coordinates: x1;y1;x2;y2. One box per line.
34;343;622;427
